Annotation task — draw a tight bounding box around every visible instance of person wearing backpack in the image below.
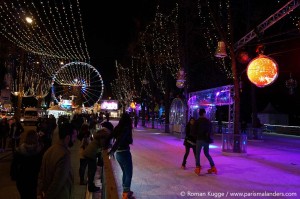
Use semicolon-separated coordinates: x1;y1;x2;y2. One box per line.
194;108;217;175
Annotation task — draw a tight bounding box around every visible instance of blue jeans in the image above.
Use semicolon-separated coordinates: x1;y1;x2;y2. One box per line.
195;140;215;167
182;145;196;166
116;150;133;192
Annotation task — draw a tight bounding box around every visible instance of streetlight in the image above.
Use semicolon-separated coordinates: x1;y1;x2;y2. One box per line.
25;16;33;24
141;79;148;127
13;16;35;119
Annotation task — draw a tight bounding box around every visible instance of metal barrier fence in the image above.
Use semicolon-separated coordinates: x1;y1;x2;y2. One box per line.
101;149;120;199
222;133;248;154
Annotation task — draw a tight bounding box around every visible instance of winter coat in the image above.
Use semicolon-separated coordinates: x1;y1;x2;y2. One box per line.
0;121;10;138
195;117;212;142
10;143;43;198
184;123;196;146
37;141;74;199
9;122;24;139
110;126;133;152
83;127;110;160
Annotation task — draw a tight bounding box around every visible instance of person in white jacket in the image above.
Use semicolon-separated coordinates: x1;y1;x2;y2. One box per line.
83;127;111;192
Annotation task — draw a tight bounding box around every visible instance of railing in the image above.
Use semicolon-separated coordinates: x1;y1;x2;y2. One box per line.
263;124;300;136
136;117;166;130
212;122;263;140
101;149;120;199
222;133;248;154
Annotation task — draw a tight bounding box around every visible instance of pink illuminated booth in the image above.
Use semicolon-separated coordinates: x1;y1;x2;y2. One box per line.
100;100;120;118
188;85;234;126
188;85;247;155
188;85;247;154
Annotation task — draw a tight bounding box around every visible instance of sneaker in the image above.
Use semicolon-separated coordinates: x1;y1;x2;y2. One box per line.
88;186;100;192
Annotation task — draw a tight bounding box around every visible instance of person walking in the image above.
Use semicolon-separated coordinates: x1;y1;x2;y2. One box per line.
9;117;24;153
108;112;135;199
181;117;196;169
10;130;43;199
194;108;217;175
0;118;10;152
37;122;77;199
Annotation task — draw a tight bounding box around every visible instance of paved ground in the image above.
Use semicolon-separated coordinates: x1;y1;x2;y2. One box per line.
1;121;300;199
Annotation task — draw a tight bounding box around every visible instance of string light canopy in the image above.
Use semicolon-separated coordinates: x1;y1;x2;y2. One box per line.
0;0;90;63
132;4;180;95
111;61;137;108
246;55;279;87
0;0;105;103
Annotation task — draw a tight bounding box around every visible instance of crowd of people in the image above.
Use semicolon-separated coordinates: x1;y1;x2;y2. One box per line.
2;111;137;199
2;108;220;199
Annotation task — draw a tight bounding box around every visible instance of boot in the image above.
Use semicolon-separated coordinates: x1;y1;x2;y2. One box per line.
181;165;186;170
122;191;135;199
194;166;201;175
207;166;217;174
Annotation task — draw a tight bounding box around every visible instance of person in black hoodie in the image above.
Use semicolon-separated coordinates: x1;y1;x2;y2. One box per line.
181;117;196;169
108;112;135;199
194;108;217;175
10;130;43;199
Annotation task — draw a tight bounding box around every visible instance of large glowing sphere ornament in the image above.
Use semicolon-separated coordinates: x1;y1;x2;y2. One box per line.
246;55;278;87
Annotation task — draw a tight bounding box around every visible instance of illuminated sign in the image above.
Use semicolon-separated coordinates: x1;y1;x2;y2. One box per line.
101;100;118;110
60;99;72;110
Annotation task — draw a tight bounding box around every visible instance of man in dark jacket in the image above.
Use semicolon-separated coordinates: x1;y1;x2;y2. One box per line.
194;108;217;175
9;117;24;153
37;122;77;199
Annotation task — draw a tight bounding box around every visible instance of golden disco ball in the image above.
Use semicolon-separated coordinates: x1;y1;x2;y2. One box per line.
247;55;278;87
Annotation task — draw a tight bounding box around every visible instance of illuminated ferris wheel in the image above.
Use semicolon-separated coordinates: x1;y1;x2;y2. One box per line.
52;62;104;107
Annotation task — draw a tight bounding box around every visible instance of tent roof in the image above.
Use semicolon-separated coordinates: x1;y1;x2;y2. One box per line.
260;103;280;114
47;105;66;111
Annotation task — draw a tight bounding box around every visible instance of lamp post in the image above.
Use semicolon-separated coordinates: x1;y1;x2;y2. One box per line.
141;79;148;127
12;50;26;119
13;16;34;119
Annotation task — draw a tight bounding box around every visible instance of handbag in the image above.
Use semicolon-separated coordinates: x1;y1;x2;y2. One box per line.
183;137;196;146
183;138;188;146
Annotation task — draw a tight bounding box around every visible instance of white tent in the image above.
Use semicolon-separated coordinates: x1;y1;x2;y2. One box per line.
47;105;66;118
258;103;288;125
